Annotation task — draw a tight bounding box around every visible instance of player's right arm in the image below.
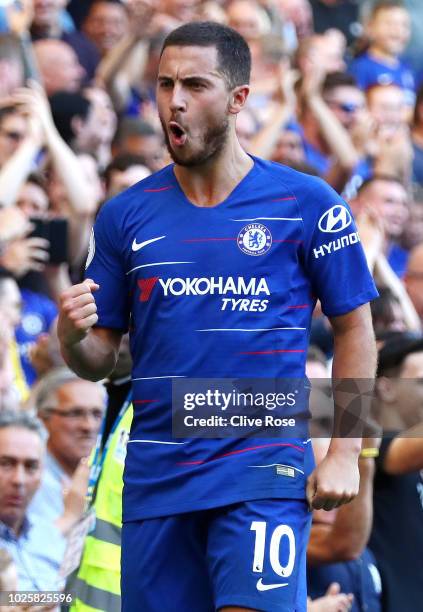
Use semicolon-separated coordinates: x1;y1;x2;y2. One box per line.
58;279;122;381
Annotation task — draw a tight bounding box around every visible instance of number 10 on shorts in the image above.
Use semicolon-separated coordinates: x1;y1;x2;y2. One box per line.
250;522;296;577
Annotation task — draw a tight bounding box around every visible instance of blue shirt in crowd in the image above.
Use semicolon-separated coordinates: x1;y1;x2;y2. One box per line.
15;289;57;386
29;452;69;524
308;548;382;612
0;516;66;590
348;51;415;106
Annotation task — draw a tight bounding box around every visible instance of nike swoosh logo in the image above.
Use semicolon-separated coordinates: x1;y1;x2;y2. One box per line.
256;578;289;592
132;236;166;252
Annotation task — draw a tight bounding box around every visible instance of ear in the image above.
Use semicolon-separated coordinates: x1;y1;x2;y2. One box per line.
228;84;250;115
376;376;398;403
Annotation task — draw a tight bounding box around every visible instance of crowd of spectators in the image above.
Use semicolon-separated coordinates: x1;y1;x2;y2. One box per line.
0;0;422;610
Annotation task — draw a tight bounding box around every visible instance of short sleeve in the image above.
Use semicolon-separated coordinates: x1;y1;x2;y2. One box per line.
298;177;378;317
85;201;130;331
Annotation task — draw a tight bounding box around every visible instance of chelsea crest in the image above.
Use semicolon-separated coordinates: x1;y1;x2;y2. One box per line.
237;223;272;256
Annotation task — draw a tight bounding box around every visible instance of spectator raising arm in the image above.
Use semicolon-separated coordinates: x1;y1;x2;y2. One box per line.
374;254;421;333
55;458;90;536
355;208;421;333
301;66;359;191
12;81;98;218
5;0;40;83
4;81;98;265
95;0;156;112
249;62;297;159
0;111;44;209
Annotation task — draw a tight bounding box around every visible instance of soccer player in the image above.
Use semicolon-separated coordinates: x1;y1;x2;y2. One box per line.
58;22;378;612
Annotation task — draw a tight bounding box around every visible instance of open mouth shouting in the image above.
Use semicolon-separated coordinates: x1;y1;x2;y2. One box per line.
169;121;187;147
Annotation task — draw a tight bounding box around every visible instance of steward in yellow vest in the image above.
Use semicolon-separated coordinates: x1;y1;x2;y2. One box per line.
70;404;133;612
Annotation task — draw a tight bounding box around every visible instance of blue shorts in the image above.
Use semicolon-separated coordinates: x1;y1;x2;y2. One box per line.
121;498;312;612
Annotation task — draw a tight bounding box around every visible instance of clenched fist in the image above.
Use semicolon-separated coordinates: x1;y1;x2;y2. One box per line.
58;280;99;348
306;450;360;511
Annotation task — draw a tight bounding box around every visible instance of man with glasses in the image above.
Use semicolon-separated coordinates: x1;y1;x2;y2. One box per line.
322;72;365;133
29;367;106;523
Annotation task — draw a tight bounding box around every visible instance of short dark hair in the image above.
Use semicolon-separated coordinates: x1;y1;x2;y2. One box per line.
25;172;47;192
357;174;405;195
370;0;407;18
322;72;358;96
371;286;401;333
49;92;91;144
86;0;126;16
377;332;423;377
104;153;149;187
114;117;157;144
161;21;251;89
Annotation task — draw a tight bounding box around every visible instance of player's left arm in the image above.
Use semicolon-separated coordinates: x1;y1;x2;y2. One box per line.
307;303;377;511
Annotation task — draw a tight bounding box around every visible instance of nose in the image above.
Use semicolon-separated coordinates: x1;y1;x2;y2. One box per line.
11;464;26;487
169;83;187;113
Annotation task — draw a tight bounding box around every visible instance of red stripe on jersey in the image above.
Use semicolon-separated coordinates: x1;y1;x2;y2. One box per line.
271;197;297;201
216;442;305;458
133;399;158;404
144;186;173;192
138;277;159;302
238;349;306;355
287;304;310;309
176;442;305;465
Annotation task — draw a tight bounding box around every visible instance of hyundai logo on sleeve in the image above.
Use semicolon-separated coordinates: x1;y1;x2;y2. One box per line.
318;205;352;233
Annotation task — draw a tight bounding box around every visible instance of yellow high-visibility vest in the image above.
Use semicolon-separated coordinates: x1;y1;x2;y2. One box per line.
70;405;133;612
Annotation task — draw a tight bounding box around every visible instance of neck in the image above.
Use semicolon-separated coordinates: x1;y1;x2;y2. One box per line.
2;514;25;537
174;138;253;207
47;443;78;477
377;401;408;430
369;46;398;66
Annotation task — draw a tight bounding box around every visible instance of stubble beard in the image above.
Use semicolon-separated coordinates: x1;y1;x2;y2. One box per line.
161;116;230;167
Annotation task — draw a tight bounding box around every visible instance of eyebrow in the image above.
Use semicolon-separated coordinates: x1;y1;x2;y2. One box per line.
158;74;217;85
0;455;40;463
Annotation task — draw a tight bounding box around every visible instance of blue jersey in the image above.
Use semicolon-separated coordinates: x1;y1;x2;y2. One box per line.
16;289;58;386
86;157;377;521
348;52;415;106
